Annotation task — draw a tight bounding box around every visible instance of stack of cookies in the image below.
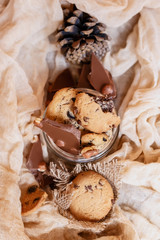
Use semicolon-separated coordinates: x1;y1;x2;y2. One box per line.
46;87;120;158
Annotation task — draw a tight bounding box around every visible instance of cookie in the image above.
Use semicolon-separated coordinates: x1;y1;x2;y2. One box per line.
68;171;114;221
74;92;120;133
46;88;77;123
46;88;83;130
81;132;112;147
81;131;113;157
21;185;48;216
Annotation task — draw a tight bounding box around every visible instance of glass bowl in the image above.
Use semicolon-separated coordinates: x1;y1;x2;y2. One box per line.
42;88;119;167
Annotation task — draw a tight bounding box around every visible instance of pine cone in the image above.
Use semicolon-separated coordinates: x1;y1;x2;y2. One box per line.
56;5;110;65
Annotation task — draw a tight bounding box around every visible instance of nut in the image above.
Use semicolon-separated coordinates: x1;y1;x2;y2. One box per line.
31;135;39;143
55;140;65;147
38;161;47;172
101;84;113;96
34;118;43;128
82;149;98;159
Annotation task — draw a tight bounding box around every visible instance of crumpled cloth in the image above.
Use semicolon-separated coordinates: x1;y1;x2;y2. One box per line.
1;0;160;239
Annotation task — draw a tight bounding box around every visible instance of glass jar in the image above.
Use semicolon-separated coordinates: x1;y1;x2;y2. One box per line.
42;88;119;169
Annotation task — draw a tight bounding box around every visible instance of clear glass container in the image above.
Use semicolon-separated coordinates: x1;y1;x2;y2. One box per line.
43;88;119;168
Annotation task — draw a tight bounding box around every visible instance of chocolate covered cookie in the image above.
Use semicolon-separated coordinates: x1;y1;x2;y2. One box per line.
74;92;120;133
21;185;47;216
68;171;114;221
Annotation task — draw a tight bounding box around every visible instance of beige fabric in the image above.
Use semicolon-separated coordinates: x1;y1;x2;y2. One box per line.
1;0;160;239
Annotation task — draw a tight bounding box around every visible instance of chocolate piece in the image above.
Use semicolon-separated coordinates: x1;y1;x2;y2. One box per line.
27;136;44;172
88;53;116;99
83;116;89;122
99;179;104;186
33;171;54;189
85;185;93;192
28;185;38;194
77;63;93;89
26;135;54;188
46;69;75;106
33;197;41;203
34;118;81;155
67;110;75;119
74;184;80;189
52;69;75;91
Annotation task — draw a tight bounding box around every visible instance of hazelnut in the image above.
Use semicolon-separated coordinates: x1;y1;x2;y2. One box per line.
82;149;98;159
55;140;65;147
101;84;113;96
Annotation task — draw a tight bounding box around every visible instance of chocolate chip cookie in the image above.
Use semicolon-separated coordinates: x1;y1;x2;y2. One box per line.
46;87;77;123
74;92;120;133
21;185;47;216
68;171;114;221
81;132;113;158
46;87;83;129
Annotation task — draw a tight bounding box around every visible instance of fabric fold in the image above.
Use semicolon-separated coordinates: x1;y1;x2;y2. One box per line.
1;0;160;239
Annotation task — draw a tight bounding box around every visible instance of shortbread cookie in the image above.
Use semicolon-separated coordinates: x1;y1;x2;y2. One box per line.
69;171;114;221
21;185;48;216
81;132;112;147
74;92;120;133
46;88;77;123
